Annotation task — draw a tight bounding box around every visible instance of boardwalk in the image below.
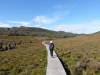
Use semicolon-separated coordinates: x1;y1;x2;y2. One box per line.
45;44;67;75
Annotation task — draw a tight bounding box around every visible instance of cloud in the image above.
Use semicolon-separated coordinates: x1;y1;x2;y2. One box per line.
8;21;32;27
34;24;42;27
0;23;11;27
8;21;30;25
0;19;100;34
8;15;57;28
33;16;55;25
8;16;56;27
8;16;56;28
54;20;100;34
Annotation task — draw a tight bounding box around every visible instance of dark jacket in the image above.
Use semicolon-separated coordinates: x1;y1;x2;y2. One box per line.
49;43;54;50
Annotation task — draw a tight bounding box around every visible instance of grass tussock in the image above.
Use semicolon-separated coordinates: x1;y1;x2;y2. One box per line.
0;36;47;75
54;34;100;75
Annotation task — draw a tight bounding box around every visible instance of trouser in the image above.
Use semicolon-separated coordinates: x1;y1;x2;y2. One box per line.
50;49;53;56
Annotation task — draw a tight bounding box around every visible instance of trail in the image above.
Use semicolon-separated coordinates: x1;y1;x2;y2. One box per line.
44;43;67;75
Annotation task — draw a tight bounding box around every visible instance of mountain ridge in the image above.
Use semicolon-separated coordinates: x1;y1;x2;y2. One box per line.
0;26;79;38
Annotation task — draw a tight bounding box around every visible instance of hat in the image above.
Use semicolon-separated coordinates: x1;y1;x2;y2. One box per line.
50;41;53;43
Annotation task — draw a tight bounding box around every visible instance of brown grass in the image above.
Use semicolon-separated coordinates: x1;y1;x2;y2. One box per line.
0;36;47;75
54;34;100;75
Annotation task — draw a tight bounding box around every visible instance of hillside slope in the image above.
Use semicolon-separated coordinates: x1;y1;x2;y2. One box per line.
0;27;78;38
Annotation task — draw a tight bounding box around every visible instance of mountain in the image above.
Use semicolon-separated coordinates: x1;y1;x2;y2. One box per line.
0;26;79;38
94;31;100;34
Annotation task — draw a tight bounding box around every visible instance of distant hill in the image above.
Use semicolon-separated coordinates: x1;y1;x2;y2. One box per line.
94;31;100;34
0;26;79;38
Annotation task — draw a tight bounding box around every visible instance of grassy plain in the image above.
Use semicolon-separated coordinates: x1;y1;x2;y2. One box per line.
0;36;47;75
54;34;100;75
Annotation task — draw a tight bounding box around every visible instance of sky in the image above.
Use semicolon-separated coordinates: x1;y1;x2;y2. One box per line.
0;0;100;33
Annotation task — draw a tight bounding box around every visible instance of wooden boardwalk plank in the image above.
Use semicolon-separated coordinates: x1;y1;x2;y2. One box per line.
45;44;67;75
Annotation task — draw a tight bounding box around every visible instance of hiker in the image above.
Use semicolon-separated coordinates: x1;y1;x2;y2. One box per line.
49;41;54;57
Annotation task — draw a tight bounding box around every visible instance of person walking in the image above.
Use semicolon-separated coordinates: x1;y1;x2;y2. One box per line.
49;41;54;57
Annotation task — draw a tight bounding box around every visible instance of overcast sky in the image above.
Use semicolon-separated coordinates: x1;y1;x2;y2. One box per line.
0;0;100;33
